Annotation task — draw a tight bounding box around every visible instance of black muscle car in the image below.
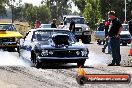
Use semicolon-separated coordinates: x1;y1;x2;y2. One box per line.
19;28;89;68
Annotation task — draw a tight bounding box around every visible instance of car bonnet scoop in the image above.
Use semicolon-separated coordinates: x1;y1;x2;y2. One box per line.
52;34;70;46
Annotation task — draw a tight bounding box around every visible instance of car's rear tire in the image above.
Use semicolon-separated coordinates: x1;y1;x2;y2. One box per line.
7;48;16;52
35;60;42;69
77;60;85;67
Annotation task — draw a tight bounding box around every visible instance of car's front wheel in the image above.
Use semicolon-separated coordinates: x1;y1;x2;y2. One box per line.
7;48;16;52
82;35;91;44
31;52;42;68
77;60;85;67
97;40;102;45
34;60;42;69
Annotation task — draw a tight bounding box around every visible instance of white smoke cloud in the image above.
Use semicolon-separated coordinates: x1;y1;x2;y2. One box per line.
0;50;32;66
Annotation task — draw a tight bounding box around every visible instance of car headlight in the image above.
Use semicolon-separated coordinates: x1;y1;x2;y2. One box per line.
86;27;89;30
9;37;15;42
81;50;88;56
41;50;48;56
49;50;54;55
76;51;80;56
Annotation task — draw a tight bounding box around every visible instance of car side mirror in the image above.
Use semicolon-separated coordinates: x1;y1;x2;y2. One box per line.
32;38;37;42
64;21;67;25
86;22;89;26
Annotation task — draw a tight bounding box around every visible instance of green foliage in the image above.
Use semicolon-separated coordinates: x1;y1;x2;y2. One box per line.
37;5;51;23
100;0;132;22
72;0;86;13
73;0;132;29
42;0;72;20
0;0;7;16
13;6;23;20
22;3;51;26
22;4;36;25
83;0;102;29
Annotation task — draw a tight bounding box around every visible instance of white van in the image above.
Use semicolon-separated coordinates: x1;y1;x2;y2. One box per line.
120;24;131;46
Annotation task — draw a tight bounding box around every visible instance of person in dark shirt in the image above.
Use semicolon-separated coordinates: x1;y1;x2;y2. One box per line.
51;19;57;28
107;11;122;66
102;20;111;54
69;21;75;33
128;19;132;36
34;20;41;29
104;20;111;37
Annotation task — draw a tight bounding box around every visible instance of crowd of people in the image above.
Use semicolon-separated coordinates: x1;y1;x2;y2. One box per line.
33;18;76;32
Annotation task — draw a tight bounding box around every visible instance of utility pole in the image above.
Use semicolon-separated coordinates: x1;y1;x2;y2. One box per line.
125;0;127;22
11;5;14;23
11;0;14;23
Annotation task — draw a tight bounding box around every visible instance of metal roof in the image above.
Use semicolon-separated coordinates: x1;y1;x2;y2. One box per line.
0;23;12;24
30;28;69;32
63;15;84;18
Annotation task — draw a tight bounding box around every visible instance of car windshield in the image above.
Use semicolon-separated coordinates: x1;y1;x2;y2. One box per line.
122;24;129;31
0;24;16;31
40;24;51;28
66;18;85;24
33;30;76;43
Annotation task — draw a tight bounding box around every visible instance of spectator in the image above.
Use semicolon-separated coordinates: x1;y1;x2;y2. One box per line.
104;20;111;37
107;11;122;66
128;19;132;36
102;20;111;54
34;20;41;29
51;19;57;28
69;21;75;33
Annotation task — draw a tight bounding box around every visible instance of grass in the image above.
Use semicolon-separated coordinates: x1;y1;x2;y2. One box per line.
14;22;31;36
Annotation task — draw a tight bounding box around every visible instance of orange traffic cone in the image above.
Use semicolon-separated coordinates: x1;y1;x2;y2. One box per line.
128;40;132;56
128;48;132;56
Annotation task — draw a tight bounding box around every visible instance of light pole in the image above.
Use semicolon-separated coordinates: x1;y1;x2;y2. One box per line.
125;0;126;22
10;0;15;23
125;0;132;22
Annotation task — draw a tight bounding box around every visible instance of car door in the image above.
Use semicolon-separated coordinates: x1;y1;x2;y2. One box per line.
20;31;34;59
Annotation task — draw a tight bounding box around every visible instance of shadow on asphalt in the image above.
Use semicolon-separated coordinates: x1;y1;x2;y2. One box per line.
34;63;93;69
87;43;94;44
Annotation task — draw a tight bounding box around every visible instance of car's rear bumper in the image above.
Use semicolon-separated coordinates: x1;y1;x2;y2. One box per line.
120;39;131;44
37;56;88;63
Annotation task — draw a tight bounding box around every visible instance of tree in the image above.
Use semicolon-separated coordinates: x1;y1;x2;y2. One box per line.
41;0;71;20
13;6;23;20
22;3;51;26
73;0;132;29
0;0;7;16
100;0;132;22
83;0;102;29
37;5;51;23
72;0;86;14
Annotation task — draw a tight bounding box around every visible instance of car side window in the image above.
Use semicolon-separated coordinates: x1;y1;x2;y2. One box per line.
24;31;33;41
